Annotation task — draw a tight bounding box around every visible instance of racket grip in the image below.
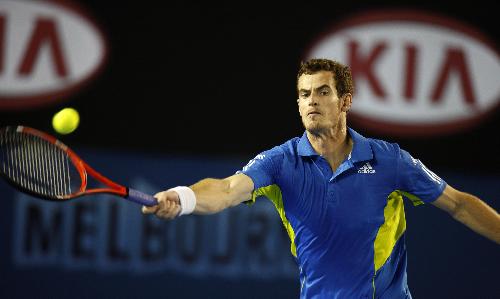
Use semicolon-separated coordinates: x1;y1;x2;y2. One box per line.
127;188;158;206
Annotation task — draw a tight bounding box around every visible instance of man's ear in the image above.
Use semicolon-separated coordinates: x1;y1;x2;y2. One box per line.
297;98;302;116
341;93;352;112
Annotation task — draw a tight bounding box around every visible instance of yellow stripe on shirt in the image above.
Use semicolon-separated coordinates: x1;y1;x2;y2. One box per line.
249;185;297;257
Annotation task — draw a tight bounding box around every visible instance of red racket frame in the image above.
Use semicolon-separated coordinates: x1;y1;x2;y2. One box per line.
19;126;127;199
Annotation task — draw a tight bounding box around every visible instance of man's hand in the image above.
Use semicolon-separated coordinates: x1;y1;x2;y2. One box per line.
142;190;181;220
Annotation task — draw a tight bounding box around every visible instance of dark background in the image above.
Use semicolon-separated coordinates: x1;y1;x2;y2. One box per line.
0;0;499;174
0;1;499;298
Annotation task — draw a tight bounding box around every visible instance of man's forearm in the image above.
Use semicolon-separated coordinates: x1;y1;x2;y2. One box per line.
143;174;253;220
190;178;246;214
453;192;500;244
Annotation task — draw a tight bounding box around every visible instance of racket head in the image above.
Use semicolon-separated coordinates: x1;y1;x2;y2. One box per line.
0;125;86;201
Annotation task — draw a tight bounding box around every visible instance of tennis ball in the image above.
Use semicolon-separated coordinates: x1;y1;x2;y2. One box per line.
52;107;80;134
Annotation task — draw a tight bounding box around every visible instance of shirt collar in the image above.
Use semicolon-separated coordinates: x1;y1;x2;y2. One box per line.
297;127;373;162
347;127;373;163
297;131;318;156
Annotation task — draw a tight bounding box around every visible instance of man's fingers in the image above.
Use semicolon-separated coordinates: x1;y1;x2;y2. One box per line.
142;192;166;214
141;190;181;220
155;196;181;219
142;204;159;214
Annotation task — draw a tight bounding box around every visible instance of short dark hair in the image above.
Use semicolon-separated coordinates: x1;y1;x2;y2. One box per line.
297;58;354;97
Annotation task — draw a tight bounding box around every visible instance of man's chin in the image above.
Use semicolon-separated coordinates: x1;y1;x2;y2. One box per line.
303;123;326;135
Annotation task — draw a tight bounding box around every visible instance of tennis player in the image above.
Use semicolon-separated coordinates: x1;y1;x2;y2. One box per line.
143;59;500;298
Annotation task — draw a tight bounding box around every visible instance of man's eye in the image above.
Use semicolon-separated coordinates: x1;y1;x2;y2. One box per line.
300;93;309;98
320;90;329;95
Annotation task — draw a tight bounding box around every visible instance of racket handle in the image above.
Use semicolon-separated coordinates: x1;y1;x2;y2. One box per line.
127;188;158;206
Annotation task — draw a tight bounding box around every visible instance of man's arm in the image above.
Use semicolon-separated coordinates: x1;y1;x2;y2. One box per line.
432;185;500;244
142;173;254;220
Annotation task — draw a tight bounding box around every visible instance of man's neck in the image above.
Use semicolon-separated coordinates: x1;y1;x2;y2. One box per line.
306;124;352;170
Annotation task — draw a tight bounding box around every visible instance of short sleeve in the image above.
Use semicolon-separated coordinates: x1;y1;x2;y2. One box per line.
396;147;447;205
237;146;284;190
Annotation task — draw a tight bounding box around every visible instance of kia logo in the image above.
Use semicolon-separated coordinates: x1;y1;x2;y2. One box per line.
305;10;500;136
0;0;108;110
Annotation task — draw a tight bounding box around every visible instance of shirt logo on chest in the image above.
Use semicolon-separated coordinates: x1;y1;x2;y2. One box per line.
358;162;376;174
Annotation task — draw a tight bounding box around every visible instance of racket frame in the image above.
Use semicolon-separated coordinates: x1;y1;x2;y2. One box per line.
1;126;130;201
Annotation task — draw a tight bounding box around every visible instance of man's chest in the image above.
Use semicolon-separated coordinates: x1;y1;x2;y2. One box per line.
280;157;397;232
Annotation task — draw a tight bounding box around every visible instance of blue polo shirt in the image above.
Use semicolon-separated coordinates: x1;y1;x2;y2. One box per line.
240;128;446;299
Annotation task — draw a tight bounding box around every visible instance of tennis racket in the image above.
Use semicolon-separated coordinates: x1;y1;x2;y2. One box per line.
0;125;158;206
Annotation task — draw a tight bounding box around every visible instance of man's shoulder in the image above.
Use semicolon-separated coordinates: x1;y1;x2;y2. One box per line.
365;135;401;158
349;127;401;158
254;136;300;159
279;136;302;150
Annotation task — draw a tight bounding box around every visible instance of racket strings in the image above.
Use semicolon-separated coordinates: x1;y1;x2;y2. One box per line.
0;130;79;199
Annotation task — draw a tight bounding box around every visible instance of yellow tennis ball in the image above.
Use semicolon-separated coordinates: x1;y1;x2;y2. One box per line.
52;107;80;134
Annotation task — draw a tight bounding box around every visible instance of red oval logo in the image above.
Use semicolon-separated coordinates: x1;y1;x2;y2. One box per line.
305;10;500;136
0;0;108;110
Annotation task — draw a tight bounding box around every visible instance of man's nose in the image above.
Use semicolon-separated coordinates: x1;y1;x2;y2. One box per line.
308;94;319;106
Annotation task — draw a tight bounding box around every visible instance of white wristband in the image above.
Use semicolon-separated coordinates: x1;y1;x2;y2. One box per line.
168;186;196;216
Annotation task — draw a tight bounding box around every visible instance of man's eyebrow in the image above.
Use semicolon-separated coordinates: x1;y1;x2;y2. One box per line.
298;84;331;93
314;84;331;91
299;84;331;91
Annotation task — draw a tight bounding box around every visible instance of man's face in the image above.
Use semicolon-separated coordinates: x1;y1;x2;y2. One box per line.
297;71;347;134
